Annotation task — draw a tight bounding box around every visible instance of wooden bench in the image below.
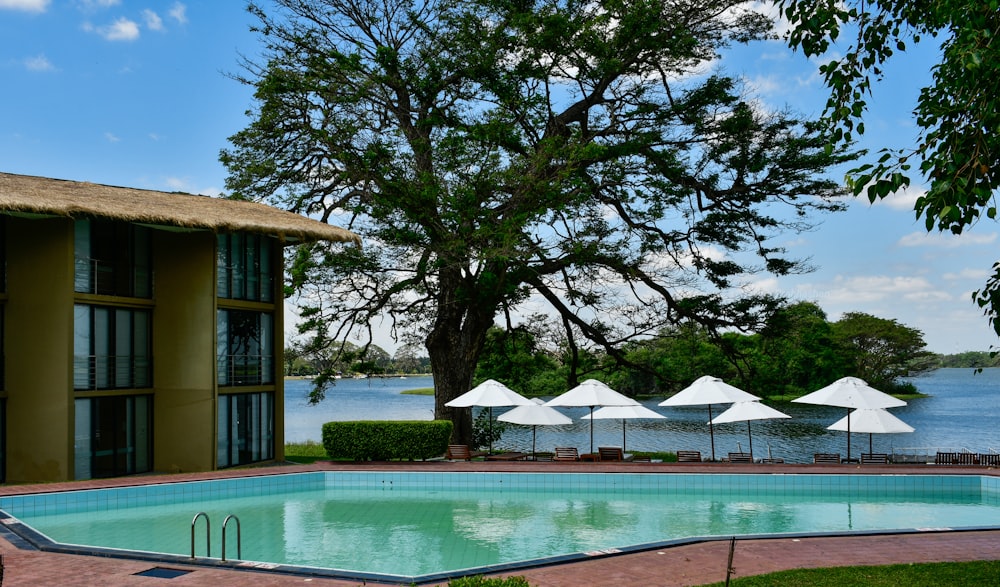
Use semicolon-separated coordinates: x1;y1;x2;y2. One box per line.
553;447;580;461
676;450;702;462
935;451;958;465
860;453;889;464
956;452;980;465
445;444;487;461
598;447;633;462
980;453;1000;467
728;452;753;464
485;452;527;461
813;453;841;464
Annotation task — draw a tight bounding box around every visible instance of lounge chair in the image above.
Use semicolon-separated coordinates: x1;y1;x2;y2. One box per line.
935;451;958;465
598;447;634;462
728;452;753;464
813;453;841;464
956;452;979;465
553;447;580;461
860;453;889;464
676;450;702;462
485;452;527;461
445;444;487;461
980;453;1000;467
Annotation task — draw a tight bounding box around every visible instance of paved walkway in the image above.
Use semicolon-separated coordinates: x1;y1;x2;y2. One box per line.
1;461;998;586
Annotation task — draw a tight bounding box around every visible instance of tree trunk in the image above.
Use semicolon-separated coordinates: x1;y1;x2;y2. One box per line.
425;275;496;446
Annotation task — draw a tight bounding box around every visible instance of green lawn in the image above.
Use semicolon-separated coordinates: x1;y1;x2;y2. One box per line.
704;561;1000;586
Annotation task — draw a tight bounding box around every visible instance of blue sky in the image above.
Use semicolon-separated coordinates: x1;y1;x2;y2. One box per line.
2;1;997;355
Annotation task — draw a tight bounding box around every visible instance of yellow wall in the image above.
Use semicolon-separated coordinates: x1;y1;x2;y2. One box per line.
151;230;218;473
5;217;75;482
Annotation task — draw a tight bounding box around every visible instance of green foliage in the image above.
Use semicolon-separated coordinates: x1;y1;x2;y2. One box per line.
448;576;532;587
781;0;1000;340
831;312;936;389
322;420;453;461
285;440;327;458
471;408;508;452
709;560;1000;587
225;0;858;444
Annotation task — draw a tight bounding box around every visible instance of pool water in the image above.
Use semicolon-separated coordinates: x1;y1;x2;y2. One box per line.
2;471;1000;582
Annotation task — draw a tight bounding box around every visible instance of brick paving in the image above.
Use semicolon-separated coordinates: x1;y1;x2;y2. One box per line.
1;461;998;586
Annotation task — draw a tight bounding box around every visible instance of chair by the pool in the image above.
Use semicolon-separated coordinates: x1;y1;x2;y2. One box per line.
553;447;580;461
935;451;958;465
598;447;634;462
728;452;753;464
446;445;486;461
860;453;889;464
980;453;1000;467
676;450;702;462
813;453;841;464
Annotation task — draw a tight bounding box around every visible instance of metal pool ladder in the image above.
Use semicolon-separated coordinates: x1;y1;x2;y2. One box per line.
191;512;242;561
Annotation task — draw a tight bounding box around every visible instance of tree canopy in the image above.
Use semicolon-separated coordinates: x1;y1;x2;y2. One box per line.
779;0;1000;340
223;0;855;444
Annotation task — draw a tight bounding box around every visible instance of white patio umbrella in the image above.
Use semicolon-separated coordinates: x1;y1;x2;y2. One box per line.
793;377;906;461
581;405;666;453
445;379;533;453
827;407;914;454
497;398;573;457
659;375;760;461
710;400;790;461
545;379;640;454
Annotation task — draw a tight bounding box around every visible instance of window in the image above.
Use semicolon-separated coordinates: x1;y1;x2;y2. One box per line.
0;215;6;292
217;392;273;468
217;232;274;302
74;305;151;390
74;218;151;297
217;309;273;386
74;395;152;479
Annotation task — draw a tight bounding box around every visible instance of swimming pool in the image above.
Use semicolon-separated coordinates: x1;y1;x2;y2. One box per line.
2;471;999;584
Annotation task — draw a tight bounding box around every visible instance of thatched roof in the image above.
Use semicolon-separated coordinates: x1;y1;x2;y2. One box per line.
0;172;360;246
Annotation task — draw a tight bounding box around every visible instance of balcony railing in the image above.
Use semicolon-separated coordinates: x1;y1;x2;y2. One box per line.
73;355;151;390
218;354;274;387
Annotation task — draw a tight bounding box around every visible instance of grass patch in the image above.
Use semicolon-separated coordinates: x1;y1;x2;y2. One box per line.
402;387;435;395
285;440;327;463
705;561;1000;587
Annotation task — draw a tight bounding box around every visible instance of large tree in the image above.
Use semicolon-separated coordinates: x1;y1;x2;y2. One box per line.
222;0;854;444
779;0;1000;338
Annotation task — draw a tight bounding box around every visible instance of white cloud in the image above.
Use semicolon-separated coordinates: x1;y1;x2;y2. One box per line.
142;9;163;31
77;0;119;9
0;0;49;12
942;268;990;282
897;231;997;249
88;16;139;41
23;54;54;72
875;183;926;210
104;132;120;142
168;2;187;25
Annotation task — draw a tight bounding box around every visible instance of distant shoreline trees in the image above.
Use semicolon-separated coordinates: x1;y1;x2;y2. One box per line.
288;302;995;396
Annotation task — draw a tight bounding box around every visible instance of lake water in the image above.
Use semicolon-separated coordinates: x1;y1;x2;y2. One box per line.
284;368;1000;463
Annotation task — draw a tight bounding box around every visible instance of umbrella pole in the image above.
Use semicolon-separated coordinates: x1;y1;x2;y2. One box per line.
488;407;494;455
708;404;716;461
532;426;537;459
846;408;851;463
747;421;753;461
589;406;595;454
622;420;627;453
869;432;873;455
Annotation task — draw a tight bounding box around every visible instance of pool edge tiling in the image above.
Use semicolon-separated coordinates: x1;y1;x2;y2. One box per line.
2;466;1000;585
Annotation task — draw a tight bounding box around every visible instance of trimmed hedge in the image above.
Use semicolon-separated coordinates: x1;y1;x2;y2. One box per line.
322;420;454;461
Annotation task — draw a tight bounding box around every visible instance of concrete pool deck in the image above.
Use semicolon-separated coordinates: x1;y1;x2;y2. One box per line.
0;460;998;586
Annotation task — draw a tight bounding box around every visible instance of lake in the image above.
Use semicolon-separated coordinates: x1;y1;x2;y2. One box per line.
284;368;1000;463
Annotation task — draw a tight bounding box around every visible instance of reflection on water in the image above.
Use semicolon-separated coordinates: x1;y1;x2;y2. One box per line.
285;369;1000;463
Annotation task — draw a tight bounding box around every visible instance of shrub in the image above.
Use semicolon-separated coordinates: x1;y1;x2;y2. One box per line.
322;420;453;461
448;576;532;587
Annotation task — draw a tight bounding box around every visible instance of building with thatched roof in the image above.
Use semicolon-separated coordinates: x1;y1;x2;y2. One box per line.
0;172;359;483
